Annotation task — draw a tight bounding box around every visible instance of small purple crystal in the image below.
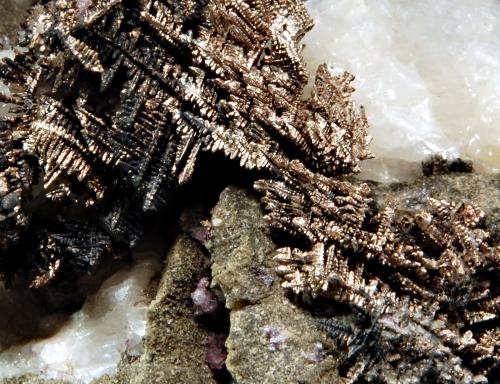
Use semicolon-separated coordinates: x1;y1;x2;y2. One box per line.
191;278;219;316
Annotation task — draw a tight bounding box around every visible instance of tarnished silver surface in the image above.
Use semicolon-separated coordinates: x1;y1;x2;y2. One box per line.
0;1;497;382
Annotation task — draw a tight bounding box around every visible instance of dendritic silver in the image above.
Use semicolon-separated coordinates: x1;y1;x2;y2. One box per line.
0;1;497;382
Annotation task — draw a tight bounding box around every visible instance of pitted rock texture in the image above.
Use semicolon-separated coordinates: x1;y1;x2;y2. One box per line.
209;186;339;384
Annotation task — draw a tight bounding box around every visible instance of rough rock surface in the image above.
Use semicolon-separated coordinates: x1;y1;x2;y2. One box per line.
209;187;276;309
209;187;339;383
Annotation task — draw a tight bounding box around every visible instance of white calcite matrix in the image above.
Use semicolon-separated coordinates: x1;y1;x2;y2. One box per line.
0;255;160;383
303;0;500;181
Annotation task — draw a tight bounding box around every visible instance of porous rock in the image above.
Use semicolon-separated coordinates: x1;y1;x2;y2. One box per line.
209;186;340;384
209;187;276;309
101;235;215;384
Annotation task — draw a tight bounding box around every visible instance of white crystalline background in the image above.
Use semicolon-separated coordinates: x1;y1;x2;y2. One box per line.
0;255;160;384
303;0;500;181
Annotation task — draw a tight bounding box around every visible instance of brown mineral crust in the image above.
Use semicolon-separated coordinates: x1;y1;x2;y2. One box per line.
209;186;277;309
208;186;340;384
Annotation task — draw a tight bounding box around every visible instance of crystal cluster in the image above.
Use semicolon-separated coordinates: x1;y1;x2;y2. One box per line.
260;172;499;380
0;0;319;286
0;0;497;382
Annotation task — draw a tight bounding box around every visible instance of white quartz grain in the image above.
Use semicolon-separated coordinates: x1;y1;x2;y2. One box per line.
0;255;160;384
303;0;500;181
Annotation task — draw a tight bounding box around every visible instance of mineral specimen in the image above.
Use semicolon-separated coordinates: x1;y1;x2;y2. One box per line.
0;0;331;285
0;0;498;382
